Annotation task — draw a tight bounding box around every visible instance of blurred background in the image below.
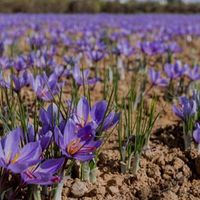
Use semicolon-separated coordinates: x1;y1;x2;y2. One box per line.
0;0;200;13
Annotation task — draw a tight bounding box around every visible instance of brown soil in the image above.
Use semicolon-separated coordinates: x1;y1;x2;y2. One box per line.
17;37;200;200
61;90;200;200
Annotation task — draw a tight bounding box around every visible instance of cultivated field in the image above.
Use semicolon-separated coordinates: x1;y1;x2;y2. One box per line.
0;14;200;199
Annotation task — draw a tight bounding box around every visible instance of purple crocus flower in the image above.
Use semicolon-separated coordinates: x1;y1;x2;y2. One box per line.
148;68;169;87
193;123;200;144
164;61;188;79
21;158;65;185
73;65;99;86
55;119;101;161
140;41;165;56
173;96;197;121
0;73;10;89
87;49;104;63
64;55;79;67
30;72;60;101
28;35;46;50
26;124;52;151
186;66;200;81
117;40;135;57
86;41;106;63
165;42;182;54
0;57;13;70
12;70;31;92
0;41;4;56
0;128;42;173
14;56;27;71
39;103;63;135
73;97;120;132
192;90;200;109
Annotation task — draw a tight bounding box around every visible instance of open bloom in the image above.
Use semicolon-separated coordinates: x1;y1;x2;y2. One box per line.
164;61;188;79
87;49;104;63
140;41;165;56
73;96;120;132
87;42;106;63
173;96;197;121
148;68;169;87
21;158;64;185
186;65;200;81
55;119;101;161
13;55;27;71
30;72;60;101
12;70;31;92
0;128;42;173
73;65;99;86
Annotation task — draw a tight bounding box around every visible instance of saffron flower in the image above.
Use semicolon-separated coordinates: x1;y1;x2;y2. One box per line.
0;128;42;173
0;73;10;89
73;97;120;131
173;96;197;121
39;103;63;135
21;158;65;185
193;123;200;144
30;72;60;101
117;40;135;57
55;119;102;161
148;68;169;87
186;65;200;81
12;70;31;92
164;61;188;79
87;49;105;63
73;65;99;86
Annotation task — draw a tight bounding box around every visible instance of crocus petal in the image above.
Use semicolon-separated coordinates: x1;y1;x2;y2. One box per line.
76;97;90;126
39;108;50;126
27;124;35;142
37;158;65;174
4;128;21;164
63;119;76;147
40;131;52;151
193;128;200;144
91;100;107;125
54;126;65;149
9;142;42;173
